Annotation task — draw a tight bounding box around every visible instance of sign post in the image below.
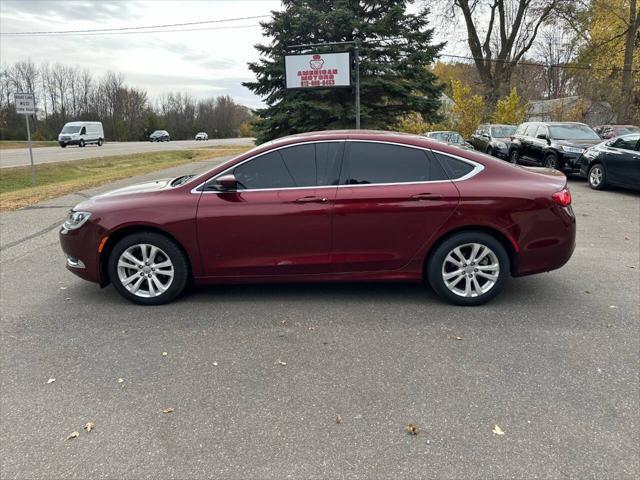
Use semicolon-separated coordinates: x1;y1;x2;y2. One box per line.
285;42;360;129
15;92;36;186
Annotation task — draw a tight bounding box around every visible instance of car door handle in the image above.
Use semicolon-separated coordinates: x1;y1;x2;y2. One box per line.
295;196;327;203
411;193;443;201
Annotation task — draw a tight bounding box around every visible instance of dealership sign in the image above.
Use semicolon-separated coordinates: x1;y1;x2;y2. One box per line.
284;52;351;89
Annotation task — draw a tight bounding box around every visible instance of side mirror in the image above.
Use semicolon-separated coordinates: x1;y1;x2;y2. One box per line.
482;133;490;138
536;133;549;142
214;174;238;190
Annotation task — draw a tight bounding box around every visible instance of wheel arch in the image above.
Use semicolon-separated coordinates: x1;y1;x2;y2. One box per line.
98;224;193;287
423;225;519;278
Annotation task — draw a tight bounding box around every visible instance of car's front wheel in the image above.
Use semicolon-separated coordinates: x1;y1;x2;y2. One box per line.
588;163;607;190
79;139;85;147
509;149;519;164
544;154;558;169
108;232;189;305
427;231;509;306
486;146;493;156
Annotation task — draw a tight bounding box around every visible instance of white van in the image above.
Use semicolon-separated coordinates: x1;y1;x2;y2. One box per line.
58;121;104;148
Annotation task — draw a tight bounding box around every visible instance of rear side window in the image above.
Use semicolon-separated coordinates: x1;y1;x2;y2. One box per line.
343;142;448;185
432;152;475;179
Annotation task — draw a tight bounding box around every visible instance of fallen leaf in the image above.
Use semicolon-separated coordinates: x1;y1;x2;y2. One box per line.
117;378;124;383
609;305;618;309
65;431;80;441
60;286;67;290
453;335;463;341
65;297;71;301
47;378;55;384
584;290;591;294
606;323;613;328
406;423;420;435
492;424;505;436
162;407;174;414
624;236;629;240
280;319;287;325
308;327;315;331
212;361;218;366
83;422;95;432
276;360;287;366
336;415;343;425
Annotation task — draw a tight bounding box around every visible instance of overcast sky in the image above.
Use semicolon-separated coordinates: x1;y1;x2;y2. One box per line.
0;0;462;108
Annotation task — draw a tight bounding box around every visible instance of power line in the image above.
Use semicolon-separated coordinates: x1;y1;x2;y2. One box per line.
0;14;269;36
4;24;263;37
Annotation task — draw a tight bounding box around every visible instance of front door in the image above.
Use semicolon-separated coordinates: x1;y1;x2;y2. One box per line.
330;141;460;272
196;141;344;277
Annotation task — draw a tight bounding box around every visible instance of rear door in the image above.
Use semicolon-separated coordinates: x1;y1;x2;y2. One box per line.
196;141;344;276
330;141;460;272
520;124;539;163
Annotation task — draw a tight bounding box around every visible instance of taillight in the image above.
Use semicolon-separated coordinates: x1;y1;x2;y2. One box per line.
552;188;571;206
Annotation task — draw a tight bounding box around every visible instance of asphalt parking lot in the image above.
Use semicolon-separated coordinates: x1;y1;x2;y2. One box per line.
1;161;638;479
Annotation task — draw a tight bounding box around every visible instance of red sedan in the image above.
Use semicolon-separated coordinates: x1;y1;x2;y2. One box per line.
59;130;575;306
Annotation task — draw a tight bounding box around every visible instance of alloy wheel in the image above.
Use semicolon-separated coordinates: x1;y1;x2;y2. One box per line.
116;243;174;298
441;243;500;298
589;165;603;187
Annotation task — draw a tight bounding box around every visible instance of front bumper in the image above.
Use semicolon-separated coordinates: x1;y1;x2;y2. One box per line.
59;139;80;146
59;222;104;283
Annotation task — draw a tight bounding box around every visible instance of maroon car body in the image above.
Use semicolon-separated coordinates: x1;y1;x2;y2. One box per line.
60;130;575;305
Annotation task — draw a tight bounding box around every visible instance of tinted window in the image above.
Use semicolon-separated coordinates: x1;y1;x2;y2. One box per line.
611;134;640;151
491;125;516;137
316;142;343;185
234;151;295;189
344;142;447;185
549;124;600;140
432;152;475;179
524;124;539;137
280;144;316;186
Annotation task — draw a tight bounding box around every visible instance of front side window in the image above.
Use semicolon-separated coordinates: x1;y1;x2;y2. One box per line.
343;142;448;185
610;134;640;151
231;142;343;190
536;125;549;138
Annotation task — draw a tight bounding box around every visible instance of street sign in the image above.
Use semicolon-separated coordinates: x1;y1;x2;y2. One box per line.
284;52;351;89
14;92;37;185
15;92;35;114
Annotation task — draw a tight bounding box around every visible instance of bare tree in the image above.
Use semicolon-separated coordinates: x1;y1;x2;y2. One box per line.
534;27;577;98
447;0;564;104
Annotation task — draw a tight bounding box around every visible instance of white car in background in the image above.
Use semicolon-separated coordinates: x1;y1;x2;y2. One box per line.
58;121;104;148
195;132;209;141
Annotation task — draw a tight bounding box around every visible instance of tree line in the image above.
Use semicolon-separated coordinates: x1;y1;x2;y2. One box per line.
0;61;253;141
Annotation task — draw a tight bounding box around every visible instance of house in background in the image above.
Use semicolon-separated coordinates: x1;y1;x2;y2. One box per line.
527;96;616;126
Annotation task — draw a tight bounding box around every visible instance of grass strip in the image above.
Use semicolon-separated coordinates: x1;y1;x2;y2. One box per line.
0;140;59;149
0;147;248;211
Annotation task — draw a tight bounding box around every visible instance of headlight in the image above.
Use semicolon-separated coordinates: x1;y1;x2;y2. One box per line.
63;211;91;230
495;141;507;149
560;146;584;154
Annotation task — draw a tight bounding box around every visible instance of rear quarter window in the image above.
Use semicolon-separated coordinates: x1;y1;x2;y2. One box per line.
432;152;476;179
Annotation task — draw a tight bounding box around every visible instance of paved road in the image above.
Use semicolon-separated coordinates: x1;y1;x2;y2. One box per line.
1;166;638;479
0;138;255;168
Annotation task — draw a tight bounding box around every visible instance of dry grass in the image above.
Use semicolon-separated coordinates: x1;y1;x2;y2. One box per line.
0;140;59;149
0;146;248;211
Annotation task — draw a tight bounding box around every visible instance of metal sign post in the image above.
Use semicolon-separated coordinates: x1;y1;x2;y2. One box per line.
15;92;37;186
286;41;361;129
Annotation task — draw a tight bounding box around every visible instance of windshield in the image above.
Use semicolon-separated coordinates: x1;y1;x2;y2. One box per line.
152;130;164;135
491;126;516;138
61;125;81;134
549;124;600;140
618;126;640;135
430;132;464;144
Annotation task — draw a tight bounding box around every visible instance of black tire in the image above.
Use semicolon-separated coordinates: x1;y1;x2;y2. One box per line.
509;149;519;164
427;231;509;306
60;143;66;148
108;232;189;305
79;139;85;147
588;163;607;190
486;146;493;156
544;153;558;169
98;138;103;146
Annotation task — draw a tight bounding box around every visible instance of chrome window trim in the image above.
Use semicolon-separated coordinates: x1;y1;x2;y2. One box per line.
191;138;484;194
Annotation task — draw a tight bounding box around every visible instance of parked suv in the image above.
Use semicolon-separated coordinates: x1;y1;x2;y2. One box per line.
469;124;516;158
508;122;601;173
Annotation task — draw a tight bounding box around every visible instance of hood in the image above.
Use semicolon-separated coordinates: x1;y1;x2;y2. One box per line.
555;139;601;149
93;178;172;199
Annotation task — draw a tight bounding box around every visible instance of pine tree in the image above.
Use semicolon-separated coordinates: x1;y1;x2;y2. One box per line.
243;0;444;143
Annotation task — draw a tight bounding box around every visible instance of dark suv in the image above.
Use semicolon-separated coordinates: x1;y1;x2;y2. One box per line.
469;124;516;159
508;122;601;173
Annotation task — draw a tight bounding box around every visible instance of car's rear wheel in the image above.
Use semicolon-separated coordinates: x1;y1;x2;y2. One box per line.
588;163;607;190
427;232;509;306
97;138;103;146
509;149;519;164
108;232;189;305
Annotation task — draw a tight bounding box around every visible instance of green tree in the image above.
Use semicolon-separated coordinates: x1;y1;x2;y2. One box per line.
492;88;529;125
450;80;484;138
243;0;444;144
